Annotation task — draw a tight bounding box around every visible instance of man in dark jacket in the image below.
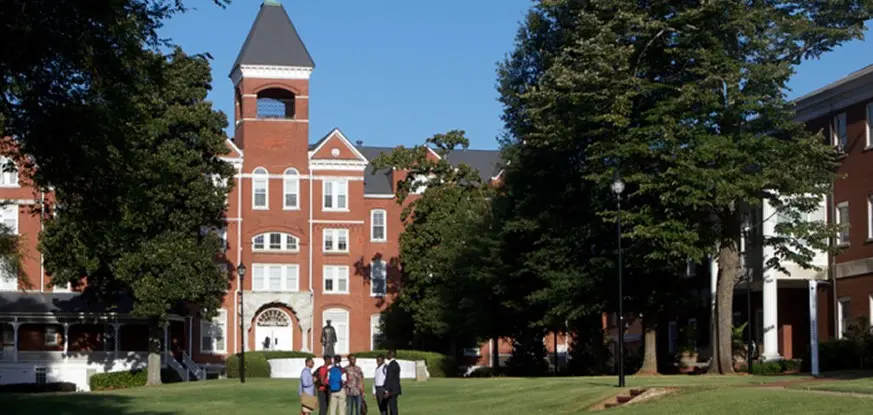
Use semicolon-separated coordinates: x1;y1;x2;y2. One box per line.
383;350;402;414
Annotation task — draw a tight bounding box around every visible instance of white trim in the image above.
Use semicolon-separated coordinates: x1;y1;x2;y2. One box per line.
424;146;443;161
364;194;394;199
309;129;369;162
312;220;365;225
838;296;851;339
252;167;269;210
309;159;369;171
322;228;350;253
323;266;350;295
0;199;37;205
283;168;300;210
867;103;873;149
311;175;363;182
370;209;387;242
322;179;349;211
837;201;849;245
238;118;308;123
251;263;301;293
252;232;300;253
231;65;313;85
868;196;873;240
200;309;228;354
832;112;847;151
869;294;873;328
226;139;244;157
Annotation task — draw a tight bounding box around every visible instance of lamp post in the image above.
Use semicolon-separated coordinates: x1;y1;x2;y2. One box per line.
611;170;626;388
237;263;247;384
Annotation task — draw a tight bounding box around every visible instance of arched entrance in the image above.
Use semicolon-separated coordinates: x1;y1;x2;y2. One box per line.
254;308;293;351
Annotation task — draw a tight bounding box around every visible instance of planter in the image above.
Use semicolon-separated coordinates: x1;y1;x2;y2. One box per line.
678;352;698;373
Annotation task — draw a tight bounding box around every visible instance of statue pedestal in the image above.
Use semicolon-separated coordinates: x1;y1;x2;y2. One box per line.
415;360;428;382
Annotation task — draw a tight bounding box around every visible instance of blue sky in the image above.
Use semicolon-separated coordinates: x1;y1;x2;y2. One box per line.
162;1;873;150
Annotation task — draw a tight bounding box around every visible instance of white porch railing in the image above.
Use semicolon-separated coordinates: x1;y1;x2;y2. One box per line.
182;352;204;381
14;351;148;364
0;348;13;361
163;352;188;381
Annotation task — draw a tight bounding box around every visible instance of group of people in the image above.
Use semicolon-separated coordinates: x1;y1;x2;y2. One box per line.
299;350;402;415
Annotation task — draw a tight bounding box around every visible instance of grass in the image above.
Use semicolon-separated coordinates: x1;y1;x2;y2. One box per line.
1;375;871;414
791;377;873;395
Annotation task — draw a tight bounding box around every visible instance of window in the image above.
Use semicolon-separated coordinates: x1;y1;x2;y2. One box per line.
256;88;295;119
283;168;300;209
371;259;387;297
323;180;348;211
869;196;873;240
323;308;349;355
411;174;428;195
837;202;849;245
35;367;47;385
210;174;229;206
253;167;269;209
371;210;387;242
833;112;847;150
0;157;18;187
252;232;299;252
0;205;17;291
201;309;227;354
838;297;851;339
44;326;59;347
251;264;300;292
323;265;349;294
867;103;873;148
323;229;349;253
201;226;228;252
370;314;383;351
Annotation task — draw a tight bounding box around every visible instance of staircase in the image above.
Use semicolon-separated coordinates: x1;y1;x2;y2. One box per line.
164;352;189;381
182;352;205;381
604;389;647;409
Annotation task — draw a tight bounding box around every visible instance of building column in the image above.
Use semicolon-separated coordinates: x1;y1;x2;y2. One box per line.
163;325;169;354
301;328;309;353
63;323;70;357
762;275;780;361
11;322;19;363
112;323;121;354
186;317;193;357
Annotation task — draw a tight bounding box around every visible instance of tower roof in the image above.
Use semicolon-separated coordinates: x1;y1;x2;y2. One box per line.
231;1;315;75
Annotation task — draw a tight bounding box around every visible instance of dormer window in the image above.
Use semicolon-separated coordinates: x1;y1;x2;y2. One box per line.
256;88;295;119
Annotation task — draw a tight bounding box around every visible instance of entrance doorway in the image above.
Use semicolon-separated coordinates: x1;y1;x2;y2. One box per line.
254;308;293;351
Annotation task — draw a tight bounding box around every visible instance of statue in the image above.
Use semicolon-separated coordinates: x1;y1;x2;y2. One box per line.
321;320;337;356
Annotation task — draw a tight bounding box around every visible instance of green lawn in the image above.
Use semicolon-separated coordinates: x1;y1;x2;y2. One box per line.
791;377;873;395
1;375;871;414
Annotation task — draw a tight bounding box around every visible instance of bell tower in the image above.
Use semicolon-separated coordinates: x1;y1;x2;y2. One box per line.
230;0;315;173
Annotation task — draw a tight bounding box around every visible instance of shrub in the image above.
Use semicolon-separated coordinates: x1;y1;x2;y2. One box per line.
89;368;181;391
354;350;456;377
0;382;77;393
819;339;860;372
779;359;801;373
226;351;315;378
751;361;783;375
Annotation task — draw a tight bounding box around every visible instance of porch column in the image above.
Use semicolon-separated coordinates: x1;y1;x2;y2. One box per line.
112;323;121;354
63;323;70;357
186;317;193;357
11;322;19;363
762;275;780;360
163;325;169;354
301;328;309;353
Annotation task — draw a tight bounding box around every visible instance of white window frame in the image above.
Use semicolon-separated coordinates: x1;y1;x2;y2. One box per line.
370;259;387;297
252;167;269;210
323;229;349;253
283;168;300;210
837;201;850;245
868;196;873;240
0;205;18;291
869;294;873;328
867;103;873;149
0;157;19;188
370;314;382;351
838;297;851;339
252;232;300;253
44;326;59;347
322;180;349;211
200;309;228;354
251;263;300;292
370;209;387;242
833;112;847;151
322;308;350;355
323;265;350;294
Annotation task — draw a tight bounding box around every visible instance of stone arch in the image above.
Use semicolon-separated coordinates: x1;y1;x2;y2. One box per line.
255;87;295;119
253;307;294;351
243;294;312;352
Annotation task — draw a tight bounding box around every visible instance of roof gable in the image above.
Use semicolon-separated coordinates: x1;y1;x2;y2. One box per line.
309;128;368;161
231;2;315;75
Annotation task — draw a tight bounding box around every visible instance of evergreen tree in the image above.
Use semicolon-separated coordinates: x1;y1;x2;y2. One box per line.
38;49;233;385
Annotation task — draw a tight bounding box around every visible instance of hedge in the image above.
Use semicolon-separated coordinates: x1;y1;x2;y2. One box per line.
89;368;182;391
0;382;77;393
353;350;456;378
226;351;315;378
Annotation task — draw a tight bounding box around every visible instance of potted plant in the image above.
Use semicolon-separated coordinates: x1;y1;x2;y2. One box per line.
677;324;699;373
731;322;749;371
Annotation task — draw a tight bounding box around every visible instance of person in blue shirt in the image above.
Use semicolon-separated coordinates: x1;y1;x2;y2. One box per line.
326;355;348;415
299;357;316;414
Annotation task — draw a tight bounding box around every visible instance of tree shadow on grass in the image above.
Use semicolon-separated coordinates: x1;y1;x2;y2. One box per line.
0;392;176;415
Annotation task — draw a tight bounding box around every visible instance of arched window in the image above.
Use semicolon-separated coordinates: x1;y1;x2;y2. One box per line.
256;88;295;119
252;167;268;209
323;308;349;355
252;232;299;252
0;157;19;187
283;168;300;210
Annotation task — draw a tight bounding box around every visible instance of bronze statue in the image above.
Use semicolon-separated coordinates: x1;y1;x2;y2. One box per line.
321;320;337;356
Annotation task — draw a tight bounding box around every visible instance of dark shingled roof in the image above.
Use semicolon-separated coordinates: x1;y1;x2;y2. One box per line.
231;1;315;75
0;292;135;315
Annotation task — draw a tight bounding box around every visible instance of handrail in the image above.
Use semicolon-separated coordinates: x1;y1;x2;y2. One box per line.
182;352;205;380
164;351;189;382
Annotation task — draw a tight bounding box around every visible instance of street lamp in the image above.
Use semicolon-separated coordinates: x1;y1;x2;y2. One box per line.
237;262;247;384
611;170;626;388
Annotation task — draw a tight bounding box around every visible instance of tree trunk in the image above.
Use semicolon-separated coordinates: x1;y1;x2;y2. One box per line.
146;319;163;386
636;315;659;375
491;338;499;368
709;226;740;374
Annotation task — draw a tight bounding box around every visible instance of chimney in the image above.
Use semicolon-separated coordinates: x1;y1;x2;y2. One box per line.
356;140;363;147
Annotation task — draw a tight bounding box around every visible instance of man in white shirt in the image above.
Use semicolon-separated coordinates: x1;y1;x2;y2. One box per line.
372;355;388;415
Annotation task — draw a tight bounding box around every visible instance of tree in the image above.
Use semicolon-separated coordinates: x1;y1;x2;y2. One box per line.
370;131;503;357
38;49;233;385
